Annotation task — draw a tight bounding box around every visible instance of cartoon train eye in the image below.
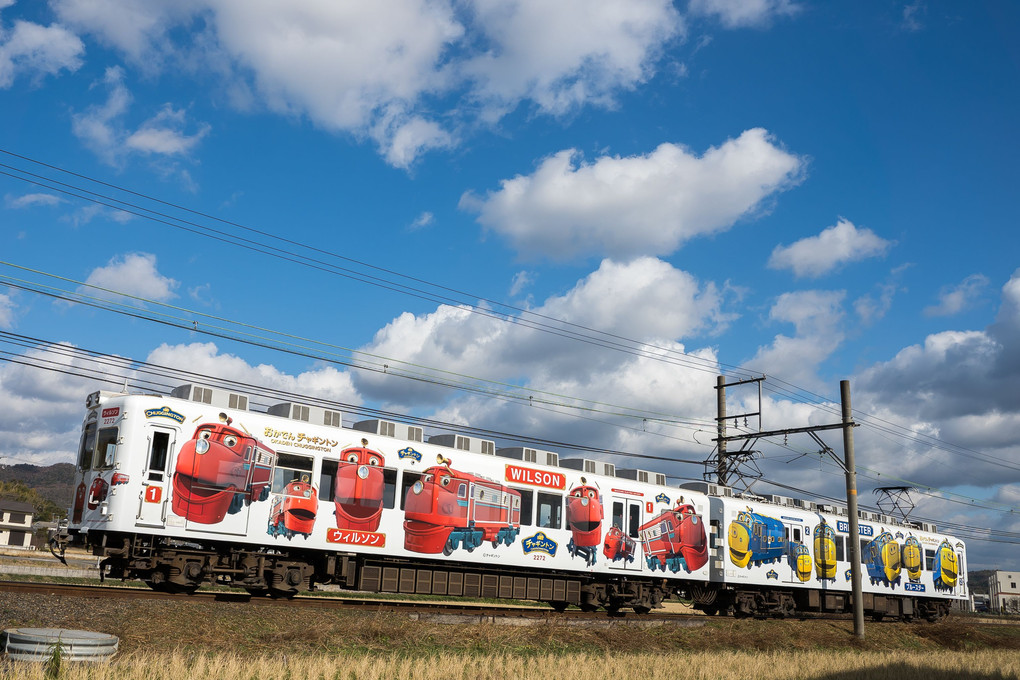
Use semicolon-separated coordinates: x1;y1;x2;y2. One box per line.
440;477;452;487
424;474;433;482
587;490;597;499
571;490;581;497
223;436;238;448
346;453;360;463
368;457;381;466
198;430;212;440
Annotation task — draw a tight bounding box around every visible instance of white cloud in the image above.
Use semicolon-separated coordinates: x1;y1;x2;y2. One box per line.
461;128;804;260
354;257;726;408
768;218;894;278
125;104;210;155
72;66;209;166
408;211;434;231
51;0;688;167
78;252;179;303
0;15;84;88
6;193;65;208
688;0;799;29
509;270;533;297
745;290;846;388
902;1;925;32
923;273;989;317
0;292;14;329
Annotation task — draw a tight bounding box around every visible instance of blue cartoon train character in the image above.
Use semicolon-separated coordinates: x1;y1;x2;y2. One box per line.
865;530;901;587
789;543;812;582
813;520;837;581
933;539;959;591
902;535;922;583
727;509;788;568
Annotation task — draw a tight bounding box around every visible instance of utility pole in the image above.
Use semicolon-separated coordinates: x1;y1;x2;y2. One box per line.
841;380;865;640
713;375;863;636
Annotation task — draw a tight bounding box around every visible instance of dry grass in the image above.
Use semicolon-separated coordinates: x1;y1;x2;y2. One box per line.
2;649;1019;680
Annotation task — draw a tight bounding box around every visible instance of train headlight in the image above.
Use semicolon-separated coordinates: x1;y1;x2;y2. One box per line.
412;481;423;495
581;497;589;507
357;465;370;480
195;439;210;454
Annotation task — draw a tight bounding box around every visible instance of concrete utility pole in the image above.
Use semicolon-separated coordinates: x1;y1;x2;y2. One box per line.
716;375;727;486
841;380;865;640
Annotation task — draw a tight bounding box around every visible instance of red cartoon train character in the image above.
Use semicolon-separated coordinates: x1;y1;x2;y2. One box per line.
86;476;109;510
268;475;319;539
566;479;603;566
171;413;276;524
403;455;521;555
334;440;386;531
638;498;709;573
602;525;637;563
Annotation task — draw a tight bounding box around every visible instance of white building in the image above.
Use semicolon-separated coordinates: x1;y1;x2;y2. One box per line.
989;571;1020;614
0;499;35;549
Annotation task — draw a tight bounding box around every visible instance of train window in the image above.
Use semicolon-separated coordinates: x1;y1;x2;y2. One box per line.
513;488;533;525
77;422;97;470
628;504;640;538
793;528;802;543
94;427;119;470
612;502;624;531
925;550;935;571
835;536;845;562
399;472;422;510
536;492;562;529
272;453;314;493
146;431;171;481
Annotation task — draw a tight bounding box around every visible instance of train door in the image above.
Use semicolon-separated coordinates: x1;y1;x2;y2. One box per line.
179;439;263;537
608;497;643;572
136;425;177;528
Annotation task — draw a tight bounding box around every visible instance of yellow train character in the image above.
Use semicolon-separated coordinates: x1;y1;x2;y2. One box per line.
933;539;958;590
728;515;752;568
865;531;901;586
902;535;922;582
791;543;812;582
813;521;836;581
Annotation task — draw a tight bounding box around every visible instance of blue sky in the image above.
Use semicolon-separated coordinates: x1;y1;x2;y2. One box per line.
1;1;1019;570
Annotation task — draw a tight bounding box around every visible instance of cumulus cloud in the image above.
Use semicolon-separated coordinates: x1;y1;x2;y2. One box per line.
0;13;84;88
461;128;804;260
768;218;894;278
354;257;726;408
923;273;989;317
72;66;209;166
51;0;687;167
745;290;846;388
77;252;179;303
688;0;799;29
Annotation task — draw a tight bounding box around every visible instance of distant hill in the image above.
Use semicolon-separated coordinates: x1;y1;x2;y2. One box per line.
0;463;76;518
969;570;994;594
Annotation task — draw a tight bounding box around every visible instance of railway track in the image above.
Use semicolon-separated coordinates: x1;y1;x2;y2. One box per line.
0;580;702;625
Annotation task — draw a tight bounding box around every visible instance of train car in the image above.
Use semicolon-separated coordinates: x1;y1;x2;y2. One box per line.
728;509;788;568
171;415;276;524
333;442;386;531
565;480;603;566
865;531;902;587
49;384;968;618
813;520;837;581
902;535;922;583
602;525;636;563
639;499;708;573
933;539;959;591
267;477;319;539
403;456;522;555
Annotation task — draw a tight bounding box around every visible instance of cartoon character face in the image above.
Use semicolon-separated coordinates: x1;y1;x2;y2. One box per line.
728;520;751;568
567;485;603;532
343;448;382;468
334;445;386;531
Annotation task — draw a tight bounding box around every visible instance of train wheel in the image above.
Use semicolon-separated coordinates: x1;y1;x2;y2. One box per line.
550;601;569;613
442;539;455;557
701;607;719;617
633;605;652;615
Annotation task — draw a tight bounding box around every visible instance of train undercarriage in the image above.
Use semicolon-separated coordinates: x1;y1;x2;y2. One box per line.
51;529;952;621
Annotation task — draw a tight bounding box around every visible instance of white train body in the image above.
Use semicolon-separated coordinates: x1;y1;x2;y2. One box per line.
60;385;967;618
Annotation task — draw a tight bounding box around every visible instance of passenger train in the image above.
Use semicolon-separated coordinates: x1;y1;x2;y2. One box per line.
50;384;967;621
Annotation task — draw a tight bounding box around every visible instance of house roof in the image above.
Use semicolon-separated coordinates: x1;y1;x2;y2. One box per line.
0;498;35;513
